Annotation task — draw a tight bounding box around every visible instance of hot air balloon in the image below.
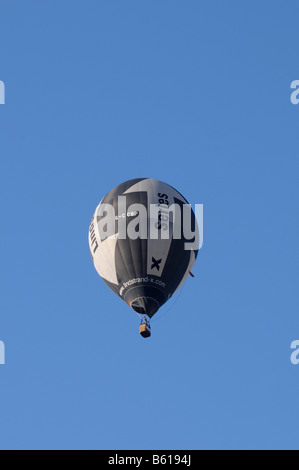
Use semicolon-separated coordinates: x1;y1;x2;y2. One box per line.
88;178;199;338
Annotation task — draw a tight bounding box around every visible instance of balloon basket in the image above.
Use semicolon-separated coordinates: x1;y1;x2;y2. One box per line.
139;323;151;338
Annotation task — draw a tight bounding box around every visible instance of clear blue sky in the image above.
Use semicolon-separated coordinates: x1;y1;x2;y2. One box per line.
0;1;298;450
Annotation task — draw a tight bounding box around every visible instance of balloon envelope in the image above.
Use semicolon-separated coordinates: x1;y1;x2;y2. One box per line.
89;178;199;318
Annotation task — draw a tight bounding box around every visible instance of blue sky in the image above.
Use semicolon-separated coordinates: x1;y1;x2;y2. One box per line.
0;1;298;450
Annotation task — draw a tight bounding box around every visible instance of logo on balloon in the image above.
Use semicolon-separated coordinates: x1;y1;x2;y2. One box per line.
119;277;166;296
